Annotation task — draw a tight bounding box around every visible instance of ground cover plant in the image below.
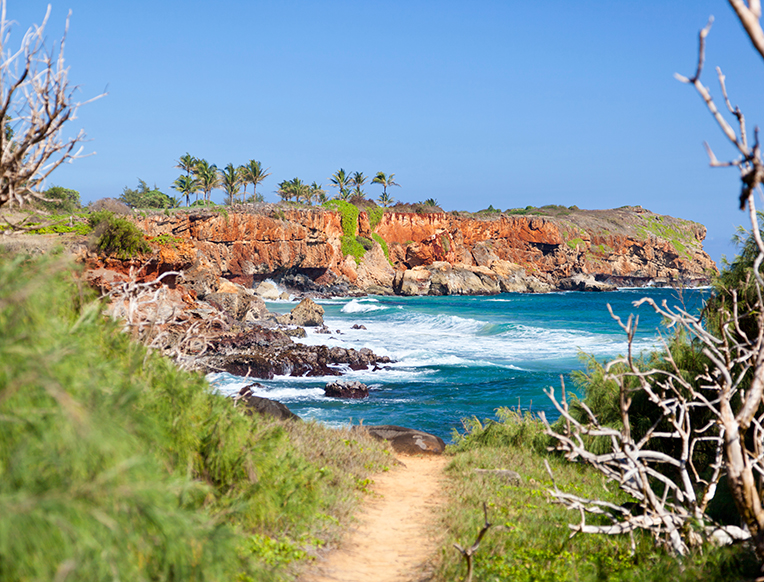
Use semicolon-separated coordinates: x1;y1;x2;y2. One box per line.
0;254;392;581
438;409;758;581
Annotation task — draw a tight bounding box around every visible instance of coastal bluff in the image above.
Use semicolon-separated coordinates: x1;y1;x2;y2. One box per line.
134;204;716;296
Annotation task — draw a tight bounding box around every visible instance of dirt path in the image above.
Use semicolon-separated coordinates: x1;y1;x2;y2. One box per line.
301;455;449;582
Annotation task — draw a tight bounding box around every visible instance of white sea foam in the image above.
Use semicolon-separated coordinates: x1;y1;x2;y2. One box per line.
341;299;389;313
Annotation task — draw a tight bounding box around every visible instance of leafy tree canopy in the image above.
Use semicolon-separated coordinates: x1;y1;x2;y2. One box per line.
119;179;176;209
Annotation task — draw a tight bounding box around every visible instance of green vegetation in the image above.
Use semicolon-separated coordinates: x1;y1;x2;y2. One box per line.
149;234;185;247
371;172;400;207
26;212;91;235
119;179;177;209
566;237;585;250
635;214;696;260
36;186;82;213
438;408;758;581
368;205;385;230
0;255;391;581
88;210;151;258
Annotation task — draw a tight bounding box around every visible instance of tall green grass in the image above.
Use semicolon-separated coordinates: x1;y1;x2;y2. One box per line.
0;255;392;581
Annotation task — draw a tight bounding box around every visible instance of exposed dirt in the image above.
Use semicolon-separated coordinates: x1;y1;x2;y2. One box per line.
300;454;449;582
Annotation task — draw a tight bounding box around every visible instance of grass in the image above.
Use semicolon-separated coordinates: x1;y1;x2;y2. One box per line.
437;408;759;581
0;254;392;581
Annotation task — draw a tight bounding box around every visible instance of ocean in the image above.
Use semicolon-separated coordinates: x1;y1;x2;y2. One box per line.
209;287;711;442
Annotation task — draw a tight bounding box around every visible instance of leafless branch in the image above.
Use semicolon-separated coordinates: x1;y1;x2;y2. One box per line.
0;0;104;215
453;502;495;582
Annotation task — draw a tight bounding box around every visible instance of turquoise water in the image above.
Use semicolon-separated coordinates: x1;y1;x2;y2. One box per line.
210;288;711;441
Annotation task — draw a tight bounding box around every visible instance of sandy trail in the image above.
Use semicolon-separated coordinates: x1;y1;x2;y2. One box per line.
301;455;448;582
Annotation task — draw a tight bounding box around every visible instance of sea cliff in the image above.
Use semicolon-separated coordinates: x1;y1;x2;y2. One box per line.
134;204;716;296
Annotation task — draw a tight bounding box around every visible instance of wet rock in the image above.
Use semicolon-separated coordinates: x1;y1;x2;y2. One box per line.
233;384;300;421
283;326;307;338
324;380;369;399
351;324;367;330
277;297;324;327
360;425;446;455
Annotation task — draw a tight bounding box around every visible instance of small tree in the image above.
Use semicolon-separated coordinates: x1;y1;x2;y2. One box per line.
0;2;102;215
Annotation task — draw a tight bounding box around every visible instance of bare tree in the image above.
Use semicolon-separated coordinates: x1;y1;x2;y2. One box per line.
541;1;764;563
0;1;101;219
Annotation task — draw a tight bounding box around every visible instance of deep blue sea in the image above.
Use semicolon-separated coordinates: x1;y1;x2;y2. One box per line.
209;287;711;442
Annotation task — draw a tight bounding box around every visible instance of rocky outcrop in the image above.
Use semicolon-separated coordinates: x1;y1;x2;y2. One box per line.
132;204;716;297
201;330;392;379
324;380;370;399
276;297;324;327
233;384;300;421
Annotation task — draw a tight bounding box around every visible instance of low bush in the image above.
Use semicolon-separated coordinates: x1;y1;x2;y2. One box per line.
87;210;150;259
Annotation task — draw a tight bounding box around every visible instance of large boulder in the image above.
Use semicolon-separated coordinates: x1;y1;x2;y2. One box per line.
232;384;300;421
278;297;324;327
360;425;446;455
324;380;369;399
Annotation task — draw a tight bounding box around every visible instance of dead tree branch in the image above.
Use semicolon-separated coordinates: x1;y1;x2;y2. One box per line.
453;502;494;582
0;0;103;217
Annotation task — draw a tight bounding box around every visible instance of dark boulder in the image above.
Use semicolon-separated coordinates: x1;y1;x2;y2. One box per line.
325;380;369;399
351;324;367;330
359;425;446;455
233;384;300;421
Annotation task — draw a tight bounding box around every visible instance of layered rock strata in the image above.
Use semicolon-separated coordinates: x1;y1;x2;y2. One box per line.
130;204;716;296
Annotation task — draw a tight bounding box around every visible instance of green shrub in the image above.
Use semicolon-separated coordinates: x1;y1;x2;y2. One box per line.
341;234;367;262
88;210;151;259
367;206;385;230
35;186;81;213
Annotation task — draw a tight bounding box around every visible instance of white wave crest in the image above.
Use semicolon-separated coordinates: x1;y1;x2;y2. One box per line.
341;299;388;313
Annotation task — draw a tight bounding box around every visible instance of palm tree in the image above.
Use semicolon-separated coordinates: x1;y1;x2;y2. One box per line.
171;175;199;207
377;191;395;207
220;163;242;205
176;153;197;178
350;171;367;198
194;159;220;203
329;168;352;200
239;159;271;202
277;177;309;203
372;172;400;197
310;182;327;205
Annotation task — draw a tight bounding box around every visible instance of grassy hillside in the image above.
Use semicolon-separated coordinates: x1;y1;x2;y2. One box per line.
0;253;392;581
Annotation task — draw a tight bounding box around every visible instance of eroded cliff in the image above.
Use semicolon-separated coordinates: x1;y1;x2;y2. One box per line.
134;204;716;296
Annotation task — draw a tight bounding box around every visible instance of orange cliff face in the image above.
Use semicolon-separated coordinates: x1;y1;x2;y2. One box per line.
129;206;716;296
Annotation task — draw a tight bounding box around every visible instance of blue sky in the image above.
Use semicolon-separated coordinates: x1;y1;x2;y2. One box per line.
11;1;764;264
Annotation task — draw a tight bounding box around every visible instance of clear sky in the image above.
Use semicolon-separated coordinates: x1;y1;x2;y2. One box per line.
11;0;764;264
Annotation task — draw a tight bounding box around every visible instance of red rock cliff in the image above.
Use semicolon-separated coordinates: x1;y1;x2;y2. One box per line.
134;205;716;295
